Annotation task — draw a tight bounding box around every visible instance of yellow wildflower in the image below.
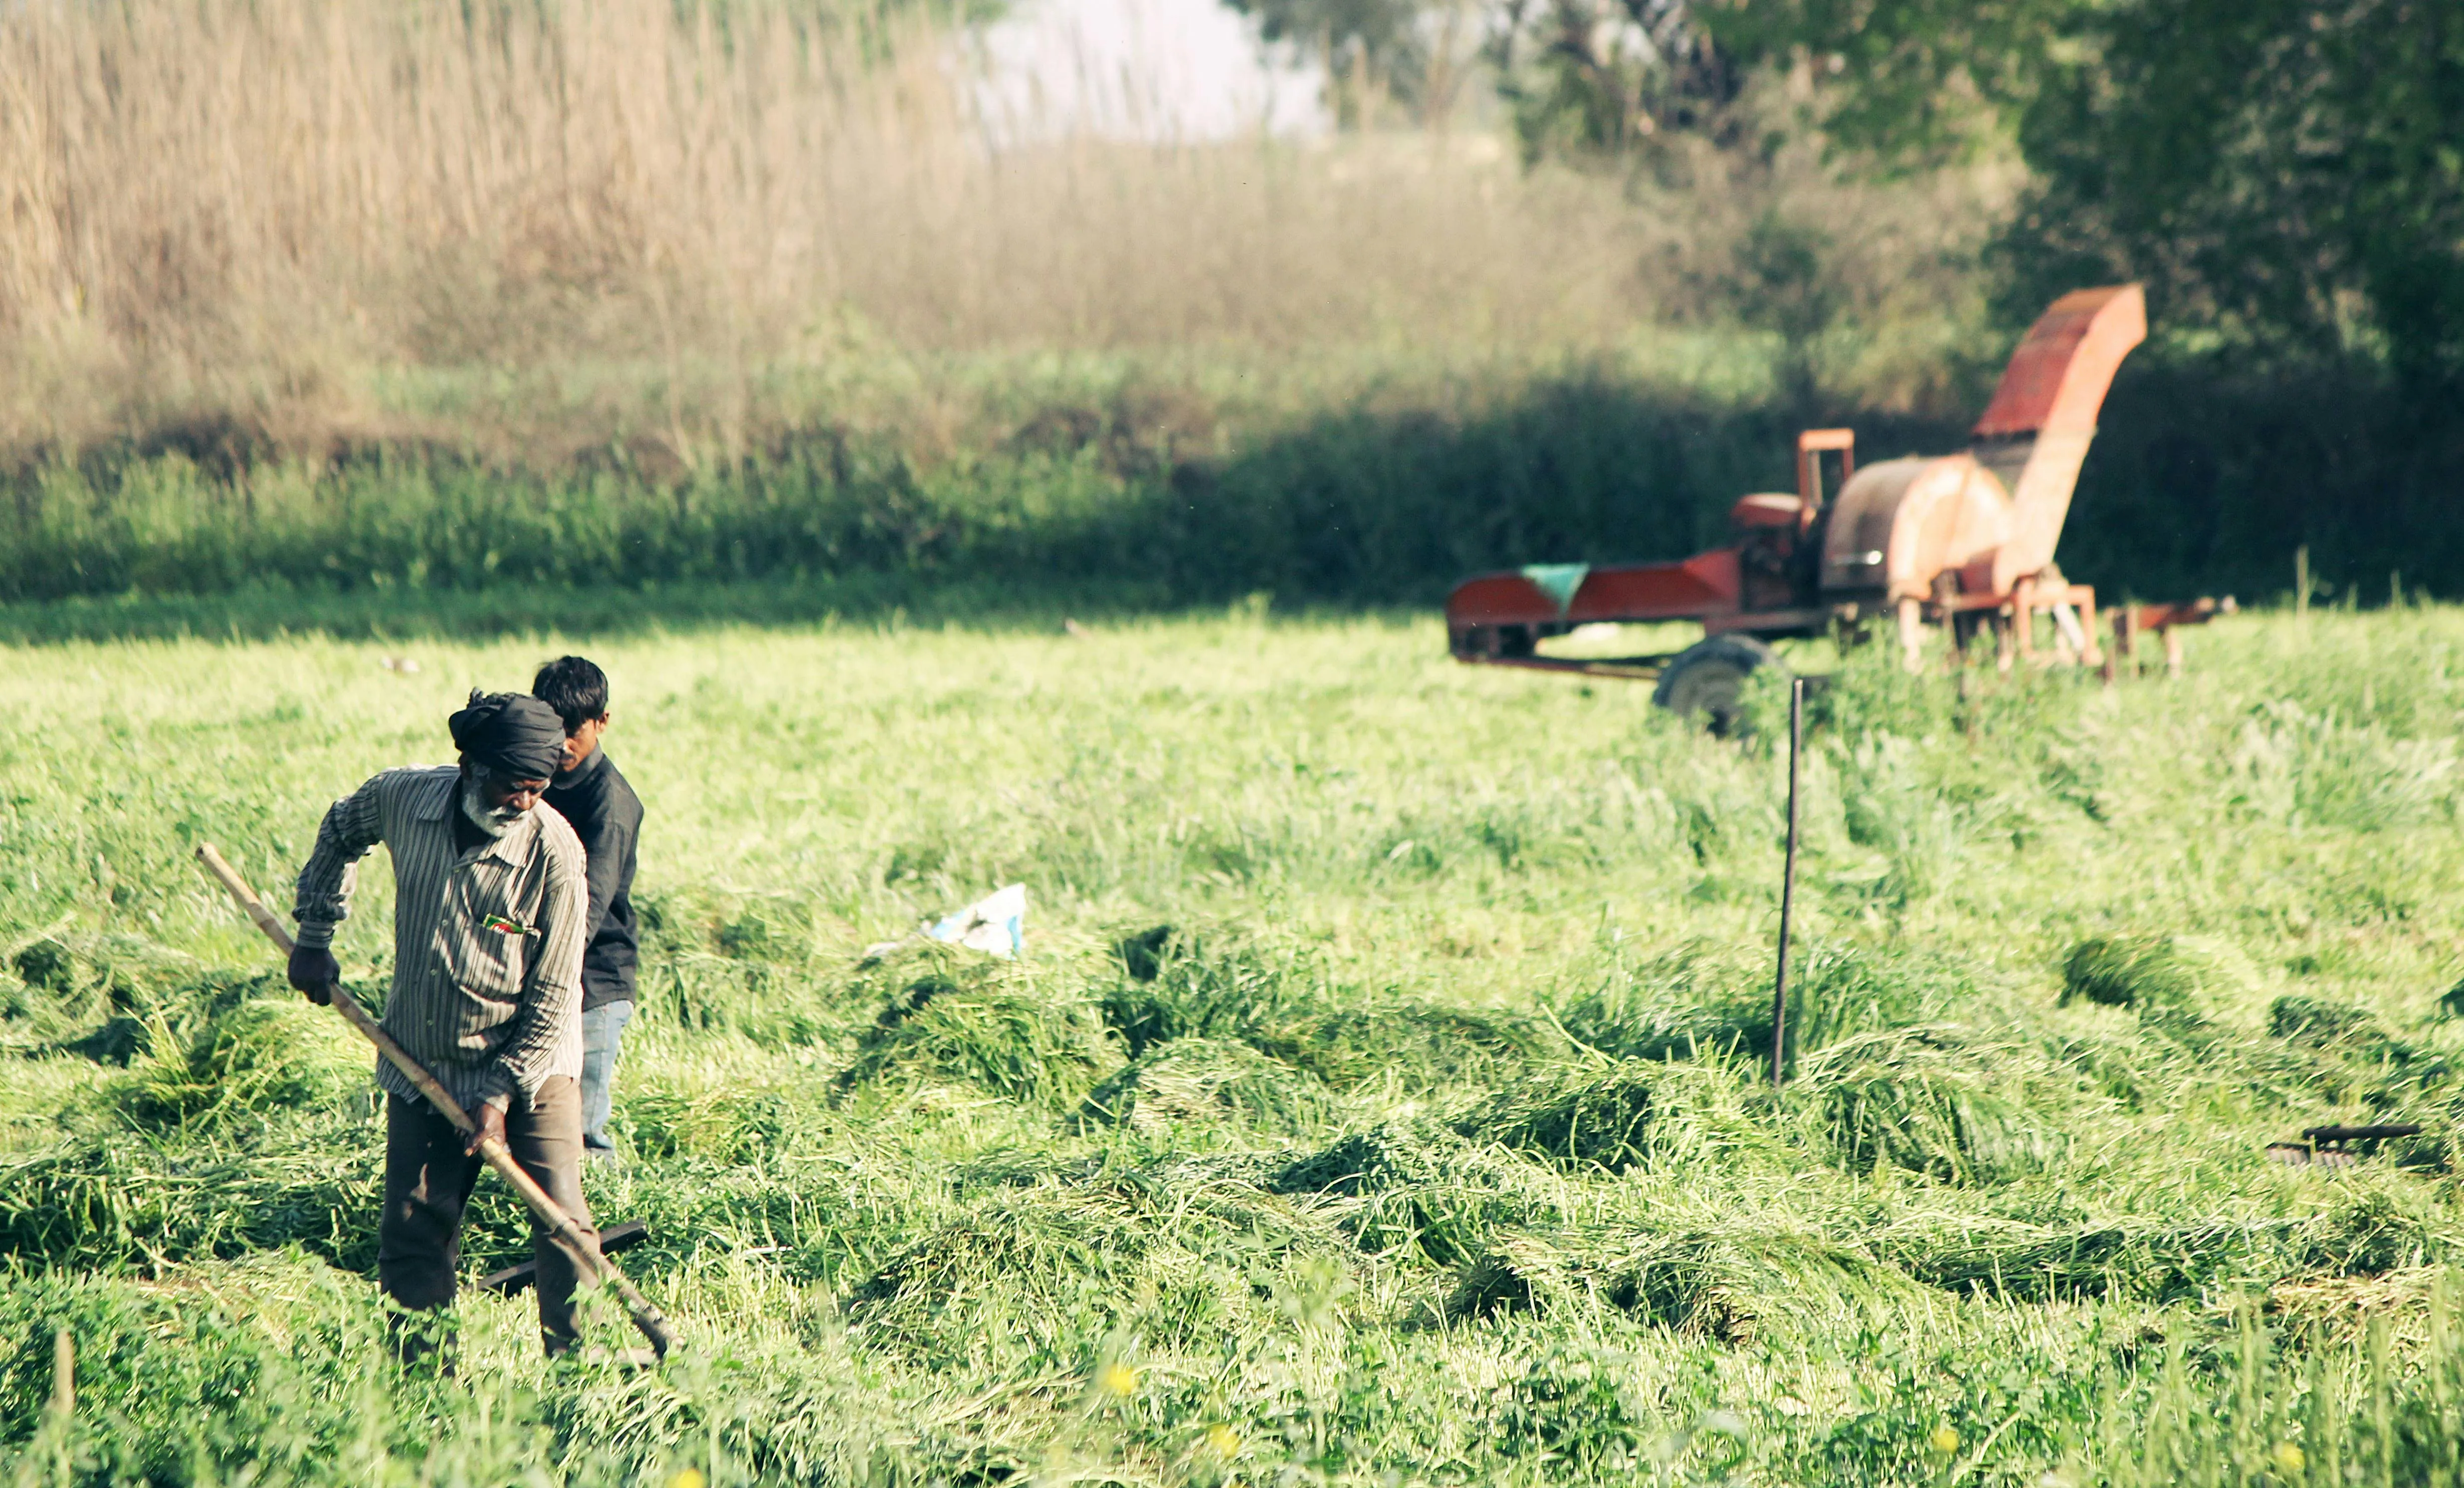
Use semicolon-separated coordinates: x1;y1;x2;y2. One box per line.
1098;1361;1139;1397
1205;1424;1241;1458
2274;1442;2306;1473
1930;1425;1961;1455
669;1471;707;1488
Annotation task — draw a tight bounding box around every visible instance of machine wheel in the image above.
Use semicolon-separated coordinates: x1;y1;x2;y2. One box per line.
1653;634;1782;733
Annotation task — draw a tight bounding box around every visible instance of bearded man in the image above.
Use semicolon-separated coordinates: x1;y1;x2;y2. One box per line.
287;690;597;1358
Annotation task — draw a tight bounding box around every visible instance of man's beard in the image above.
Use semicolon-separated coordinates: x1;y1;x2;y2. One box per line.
461;778;521;837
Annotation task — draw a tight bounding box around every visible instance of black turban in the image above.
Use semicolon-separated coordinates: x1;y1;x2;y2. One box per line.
449;690;566;782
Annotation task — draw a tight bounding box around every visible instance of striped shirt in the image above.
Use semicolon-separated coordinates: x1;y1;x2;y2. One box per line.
292;765;589;1113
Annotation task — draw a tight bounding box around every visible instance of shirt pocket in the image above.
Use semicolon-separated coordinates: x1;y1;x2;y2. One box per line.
439;859;535;1005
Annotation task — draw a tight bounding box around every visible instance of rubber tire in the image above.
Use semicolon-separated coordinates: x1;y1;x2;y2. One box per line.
1653;634;1782;733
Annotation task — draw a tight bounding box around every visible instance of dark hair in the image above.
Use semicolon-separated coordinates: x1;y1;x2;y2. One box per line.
531;656;609;733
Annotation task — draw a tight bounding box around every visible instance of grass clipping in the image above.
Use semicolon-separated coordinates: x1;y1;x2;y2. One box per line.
2059;934;2246;1021
840;950;1118;1107
1452;1062;1660;1173
120;997;367;1131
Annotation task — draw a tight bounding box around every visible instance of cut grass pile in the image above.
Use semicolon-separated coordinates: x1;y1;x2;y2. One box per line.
8;604;2464;1482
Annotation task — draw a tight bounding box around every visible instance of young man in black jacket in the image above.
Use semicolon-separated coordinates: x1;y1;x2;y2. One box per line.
533;656;645;1161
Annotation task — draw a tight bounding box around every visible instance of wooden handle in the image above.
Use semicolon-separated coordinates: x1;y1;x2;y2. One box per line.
196;843;297;953
474;1133;680;1355
193;843;678;1357
197;846;475;1131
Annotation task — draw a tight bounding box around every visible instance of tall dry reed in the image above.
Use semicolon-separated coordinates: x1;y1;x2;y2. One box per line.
0;0;1678;463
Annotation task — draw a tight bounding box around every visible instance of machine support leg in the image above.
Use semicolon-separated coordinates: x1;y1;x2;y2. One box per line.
2012;577;2037;666
1896;597;1923;674
2076;588;2103;670
2164;626;2184;679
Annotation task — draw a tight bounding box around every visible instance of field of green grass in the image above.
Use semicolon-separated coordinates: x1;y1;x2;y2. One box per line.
8;603;2464;1485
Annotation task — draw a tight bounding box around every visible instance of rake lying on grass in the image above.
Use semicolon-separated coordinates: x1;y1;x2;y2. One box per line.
193;843;678;1358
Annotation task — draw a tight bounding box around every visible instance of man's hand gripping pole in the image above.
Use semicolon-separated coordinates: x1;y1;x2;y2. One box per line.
195;843;678;1358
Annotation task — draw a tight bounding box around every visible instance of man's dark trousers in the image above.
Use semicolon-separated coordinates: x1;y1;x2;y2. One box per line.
378;1076;597;1355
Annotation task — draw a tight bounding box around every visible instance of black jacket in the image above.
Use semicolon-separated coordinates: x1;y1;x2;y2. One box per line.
543;747;643;1011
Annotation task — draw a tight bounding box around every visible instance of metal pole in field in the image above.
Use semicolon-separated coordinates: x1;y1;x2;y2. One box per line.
48;1328;71;1421
1771;677;1805;1087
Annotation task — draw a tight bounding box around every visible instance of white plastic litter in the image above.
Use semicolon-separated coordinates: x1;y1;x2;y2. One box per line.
860;884;1029;961
927;883;1028;958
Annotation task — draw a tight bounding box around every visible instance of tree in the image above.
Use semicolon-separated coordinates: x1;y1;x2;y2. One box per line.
1483;0;1741;157
1224;0;1478;127
2008;0;2464;400
1705;0;2464;400
1699;0;2074;164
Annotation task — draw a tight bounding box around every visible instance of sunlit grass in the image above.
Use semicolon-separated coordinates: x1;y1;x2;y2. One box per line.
7;604;2464;1482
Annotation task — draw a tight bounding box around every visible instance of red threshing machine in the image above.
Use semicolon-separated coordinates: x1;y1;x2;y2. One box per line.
1444;285;2227;723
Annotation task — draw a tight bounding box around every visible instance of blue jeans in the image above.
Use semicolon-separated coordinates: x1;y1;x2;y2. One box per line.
579;1000;633;1152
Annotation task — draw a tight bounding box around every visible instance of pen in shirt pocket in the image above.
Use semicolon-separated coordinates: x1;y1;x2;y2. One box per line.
481;914;541;937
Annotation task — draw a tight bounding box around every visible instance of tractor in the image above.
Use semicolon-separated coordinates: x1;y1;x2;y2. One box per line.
1444;285;2223;723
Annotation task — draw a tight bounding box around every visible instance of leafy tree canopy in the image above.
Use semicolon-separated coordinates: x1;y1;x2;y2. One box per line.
1707;0;2464;397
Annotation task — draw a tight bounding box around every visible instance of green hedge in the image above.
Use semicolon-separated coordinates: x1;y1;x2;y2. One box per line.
3;357;2447;611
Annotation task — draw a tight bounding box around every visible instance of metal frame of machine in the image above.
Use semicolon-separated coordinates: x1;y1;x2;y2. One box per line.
1444;285;2225;716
